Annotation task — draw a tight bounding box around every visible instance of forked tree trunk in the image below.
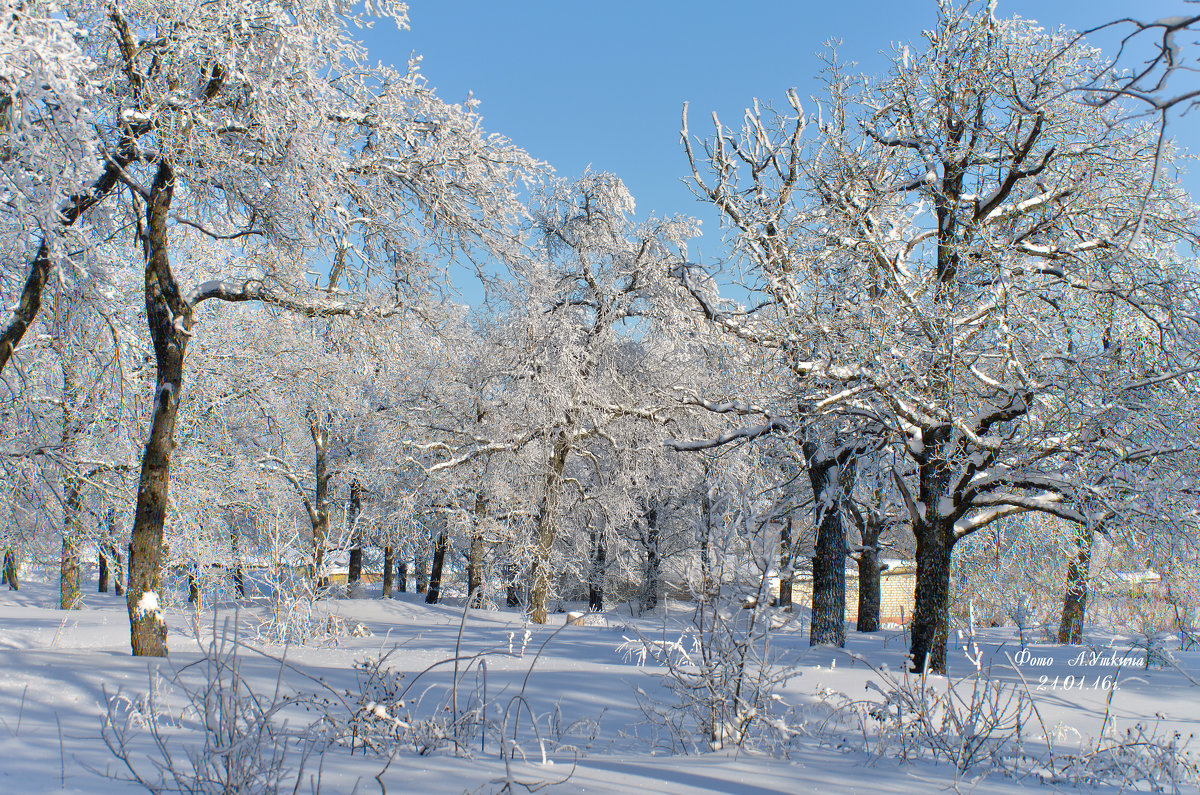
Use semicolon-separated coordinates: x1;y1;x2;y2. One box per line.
529;429;569;624
382;546;394;597
4;548;17;590
347;480;362;590
588;527;605;612
127;162;186;657
425;526;449;605
1058;524;1093;644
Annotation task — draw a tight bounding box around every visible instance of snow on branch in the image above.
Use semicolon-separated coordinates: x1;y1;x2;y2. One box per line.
187;279;401;319
667;419;790;452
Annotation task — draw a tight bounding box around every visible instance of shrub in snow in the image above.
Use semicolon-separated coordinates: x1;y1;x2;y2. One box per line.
101;619;317;794
818;651;1200;790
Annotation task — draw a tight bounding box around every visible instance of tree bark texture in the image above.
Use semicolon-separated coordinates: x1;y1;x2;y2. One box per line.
382;546;394;597
309;411;331;589
1058;524;1093;644
854;498;885;633
347;480;362;588
778;515;794;611
98;546;110;593
103;509;124;596
857;546;882;632
397;559;407;593
425;526;448;605
505;562;521;608
908;426;955;674
416;552;428;594
808;446;855;647
529;429;569;624
60;483;82;610
59;339;83;611
127;161;185;657
3;548;16;590
467;490;487;607
589;526;605;612
641;504;660;613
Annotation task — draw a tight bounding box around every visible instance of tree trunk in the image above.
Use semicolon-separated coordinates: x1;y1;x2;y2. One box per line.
699;484;713;602
60;527;81;610
229;518;246;597
59;332;83;611
425;526;449;605
778;515;794;611
908;424;957;675
641;504;660;613
347;480;362;590
1058;524;1093;644
397;559;407;593
857;546;882;632
589;526;605;612
529;429;569;624
910;538;953;674
98;545;110;593
505;562;521;608
416;552;428;594
60;477;83;610
808;447;854;647
127;161;186;657
103;510;124;596
4;548;17;590
188;565;200;604
467;490;487;607
113;545;125;597
309;411;330;589
382;546;394;597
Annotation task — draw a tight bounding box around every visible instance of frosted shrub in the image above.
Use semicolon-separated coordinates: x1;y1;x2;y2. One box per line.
822;652;1200;790
101;620;316;794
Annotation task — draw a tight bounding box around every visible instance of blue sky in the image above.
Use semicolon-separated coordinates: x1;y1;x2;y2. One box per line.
359;1;1198;288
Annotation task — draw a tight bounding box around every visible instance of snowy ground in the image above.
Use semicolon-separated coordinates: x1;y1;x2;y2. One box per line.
1;573;1198;794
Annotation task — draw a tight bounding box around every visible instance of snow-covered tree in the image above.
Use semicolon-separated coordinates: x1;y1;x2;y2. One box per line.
682;3;1198;672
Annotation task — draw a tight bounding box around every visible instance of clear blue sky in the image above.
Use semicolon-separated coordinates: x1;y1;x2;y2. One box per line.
359;1;1198;279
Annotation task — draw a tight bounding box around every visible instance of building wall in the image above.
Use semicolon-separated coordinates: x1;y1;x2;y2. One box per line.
789;568;916;625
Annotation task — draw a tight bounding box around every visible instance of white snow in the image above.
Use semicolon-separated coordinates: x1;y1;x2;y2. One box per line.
134;590;159;614
0;572;1196;794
